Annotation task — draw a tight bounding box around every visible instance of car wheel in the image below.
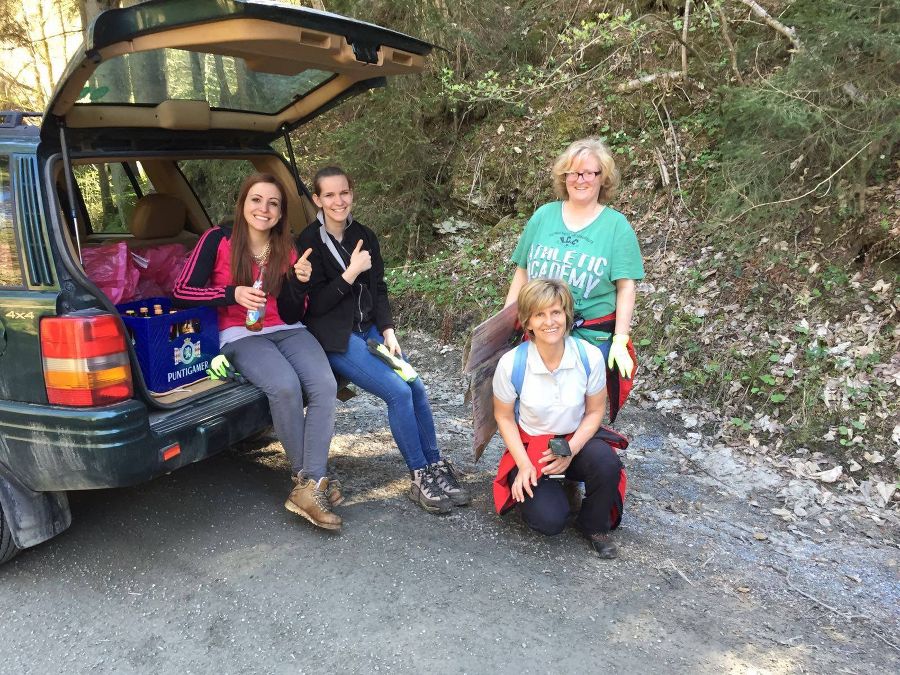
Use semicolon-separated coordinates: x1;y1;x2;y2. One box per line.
0;501;21;565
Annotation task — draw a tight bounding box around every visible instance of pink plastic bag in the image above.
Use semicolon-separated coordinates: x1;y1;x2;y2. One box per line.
133;243;188;297
82;242;140;304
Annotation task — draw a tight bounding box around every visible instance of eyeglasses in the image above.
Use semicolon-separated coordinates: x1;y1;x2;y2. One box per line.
564;170;600;182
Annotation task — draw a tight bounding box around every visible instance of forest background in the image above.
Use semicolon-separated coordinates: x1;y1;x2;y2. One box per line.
1;0;897;490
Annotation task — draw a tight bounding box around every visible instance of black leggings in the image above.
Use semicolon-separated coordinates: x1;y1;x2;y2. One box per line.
509;434;623;536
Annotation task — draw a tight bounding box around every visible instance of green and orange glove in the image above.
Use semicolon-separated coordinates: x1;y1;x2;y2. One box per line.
607;334;634;379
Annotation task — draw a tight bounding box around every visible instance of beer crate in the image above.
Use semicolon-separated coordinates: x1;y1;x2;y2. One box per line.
116;297;219;393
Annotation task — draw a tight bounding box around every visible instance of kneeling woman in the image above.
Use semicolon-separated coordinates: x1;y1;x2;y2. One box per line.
296;166;470;515
492;279;624;558
173;173;342;531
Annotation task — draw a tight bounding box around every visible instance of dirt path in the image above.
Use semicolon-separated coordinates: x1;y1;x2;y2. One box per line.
2;331;897;674
323;331;900;672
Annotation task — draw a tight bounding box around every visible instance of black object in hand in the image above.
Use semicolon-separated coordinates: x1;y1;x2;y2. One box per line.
548;437;571;457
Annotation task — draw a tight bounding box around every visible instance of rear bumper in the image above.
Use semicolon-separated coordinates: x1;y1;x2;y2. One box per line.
0;385;270;491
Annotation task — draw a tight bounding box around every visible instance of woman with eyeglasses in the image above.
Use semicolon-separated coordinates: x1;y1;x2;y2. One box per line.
504;138;644;422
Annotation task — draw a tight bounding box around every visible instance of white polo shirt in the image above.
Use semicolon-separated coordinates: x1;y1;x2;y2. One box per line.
493;336;607;437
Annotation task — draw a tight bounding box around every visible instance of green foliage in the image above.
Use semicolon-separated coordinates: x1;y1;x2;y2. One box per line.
639;240;899;454
179;159;255;225
295;84;442;261
439;11;643;110
712;0;900;228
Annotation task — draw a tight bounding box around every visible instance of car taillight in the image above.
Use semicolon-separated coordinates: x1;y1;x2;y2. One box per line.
40;314;134;406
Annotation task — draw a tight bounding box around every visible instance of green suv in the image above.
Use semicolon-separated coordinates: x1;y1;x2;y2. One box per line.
0;0;431;565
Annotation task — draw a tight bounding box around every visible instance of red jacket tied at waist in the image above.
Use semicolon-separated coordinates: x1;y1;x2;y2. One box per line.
492;428;572;514
574;310;638;423
493;426;630;524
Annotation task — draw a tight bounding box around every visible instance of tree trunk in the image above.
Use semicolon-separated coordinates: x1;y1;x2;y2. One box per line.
213;55;233;107
79;0;117;35
109;163;131;229
235;57;253;108
189;52;205;97
142;50;168;102
17;11;48;107
55;0;68;56
97;160;113;225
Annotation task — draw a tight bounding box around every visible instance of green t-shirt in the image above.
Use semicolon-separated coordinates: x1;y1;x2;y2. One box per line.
511;201;644;344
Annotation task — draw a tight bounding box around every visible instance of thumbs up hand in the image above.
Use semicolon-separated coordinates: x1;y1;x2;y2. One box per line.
348;239;372;276
293;247;313;283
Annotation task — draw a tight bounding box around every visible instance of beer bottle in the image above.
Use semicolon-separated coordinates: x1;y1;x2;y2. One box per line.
245;270;266;332
169;311;180;340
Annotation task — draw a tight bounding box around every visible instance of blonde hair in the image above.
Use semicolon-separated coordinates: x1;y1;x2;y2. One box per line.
517;279;575;335
551;138;620;203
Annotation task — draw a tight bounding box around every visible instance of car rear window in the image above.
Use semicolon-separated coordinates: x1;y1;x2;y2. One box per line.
74;162;154;234
82;49;333;115
179;159;258;226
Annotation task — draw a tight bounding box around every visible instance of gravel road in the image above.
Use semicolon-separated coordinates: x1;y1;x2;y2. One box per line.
1;332;897;674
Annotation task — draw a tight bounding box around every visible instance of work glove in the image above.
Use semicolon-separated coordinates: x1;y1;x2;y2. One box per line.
607;334;634;379
207;354;247;384
367;339;418;382
208;355;231;379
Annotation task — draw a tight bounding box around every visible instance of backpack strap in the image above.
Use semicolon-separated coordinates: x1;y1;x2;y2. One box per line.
572;337;591;380
511;342;529;423
511;338;591;422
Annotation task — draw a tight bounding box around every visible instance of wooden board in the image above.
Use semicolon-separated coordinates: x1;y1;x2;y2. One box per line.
463;302;520;462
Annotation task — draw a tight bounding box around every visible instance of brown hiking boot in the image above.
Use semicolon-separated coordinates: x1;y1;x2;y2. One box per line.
326;478;345;506
292;473;344;506
285;475;342;531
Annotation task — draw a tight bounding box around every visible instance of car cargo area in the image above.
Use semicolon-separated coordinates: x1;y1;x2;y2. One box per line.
54;152;318;405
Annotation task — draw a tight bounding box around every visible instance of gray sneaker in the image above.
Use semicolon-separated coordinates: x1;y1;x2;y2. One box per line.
409;466;451;514
431;458;472;506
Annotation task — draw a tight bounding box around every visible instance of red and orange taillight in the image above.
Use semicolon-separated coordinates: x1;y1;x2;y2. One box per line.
41;314;133;406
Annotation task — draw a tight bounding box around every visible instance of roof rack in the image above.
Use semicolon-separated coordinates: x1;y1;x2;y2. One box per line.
0;111;42;128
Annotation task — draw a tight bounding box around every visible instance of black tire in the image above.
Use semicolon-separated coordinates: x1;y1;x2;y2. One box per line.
0;501;21;566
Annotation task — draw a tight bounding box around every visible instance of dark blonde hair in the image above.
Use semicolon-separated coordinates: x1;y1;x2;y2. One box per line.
230;172;293;296
517;279;575;335
551;138;620;203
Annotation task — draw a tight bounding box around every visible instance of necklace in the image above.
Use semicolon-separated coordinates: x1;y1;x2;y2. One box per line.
251;239;270;266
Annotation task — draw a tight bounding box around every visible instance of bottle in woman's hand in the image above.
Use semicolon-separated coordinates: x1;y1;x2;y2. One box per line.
245;277;266;331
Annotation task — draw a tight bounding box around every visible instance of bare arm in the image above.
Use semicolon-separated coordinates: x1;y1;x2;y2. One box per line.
494;396;538;502
567;389;606;455
504;266;528;307
614;278;636;334
539;389;607;476
494;397;528;468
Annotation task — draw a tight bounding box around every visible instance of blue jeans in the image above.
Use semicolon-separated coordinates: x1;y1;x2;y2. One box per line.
327;325;440;471
597;338;611;363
